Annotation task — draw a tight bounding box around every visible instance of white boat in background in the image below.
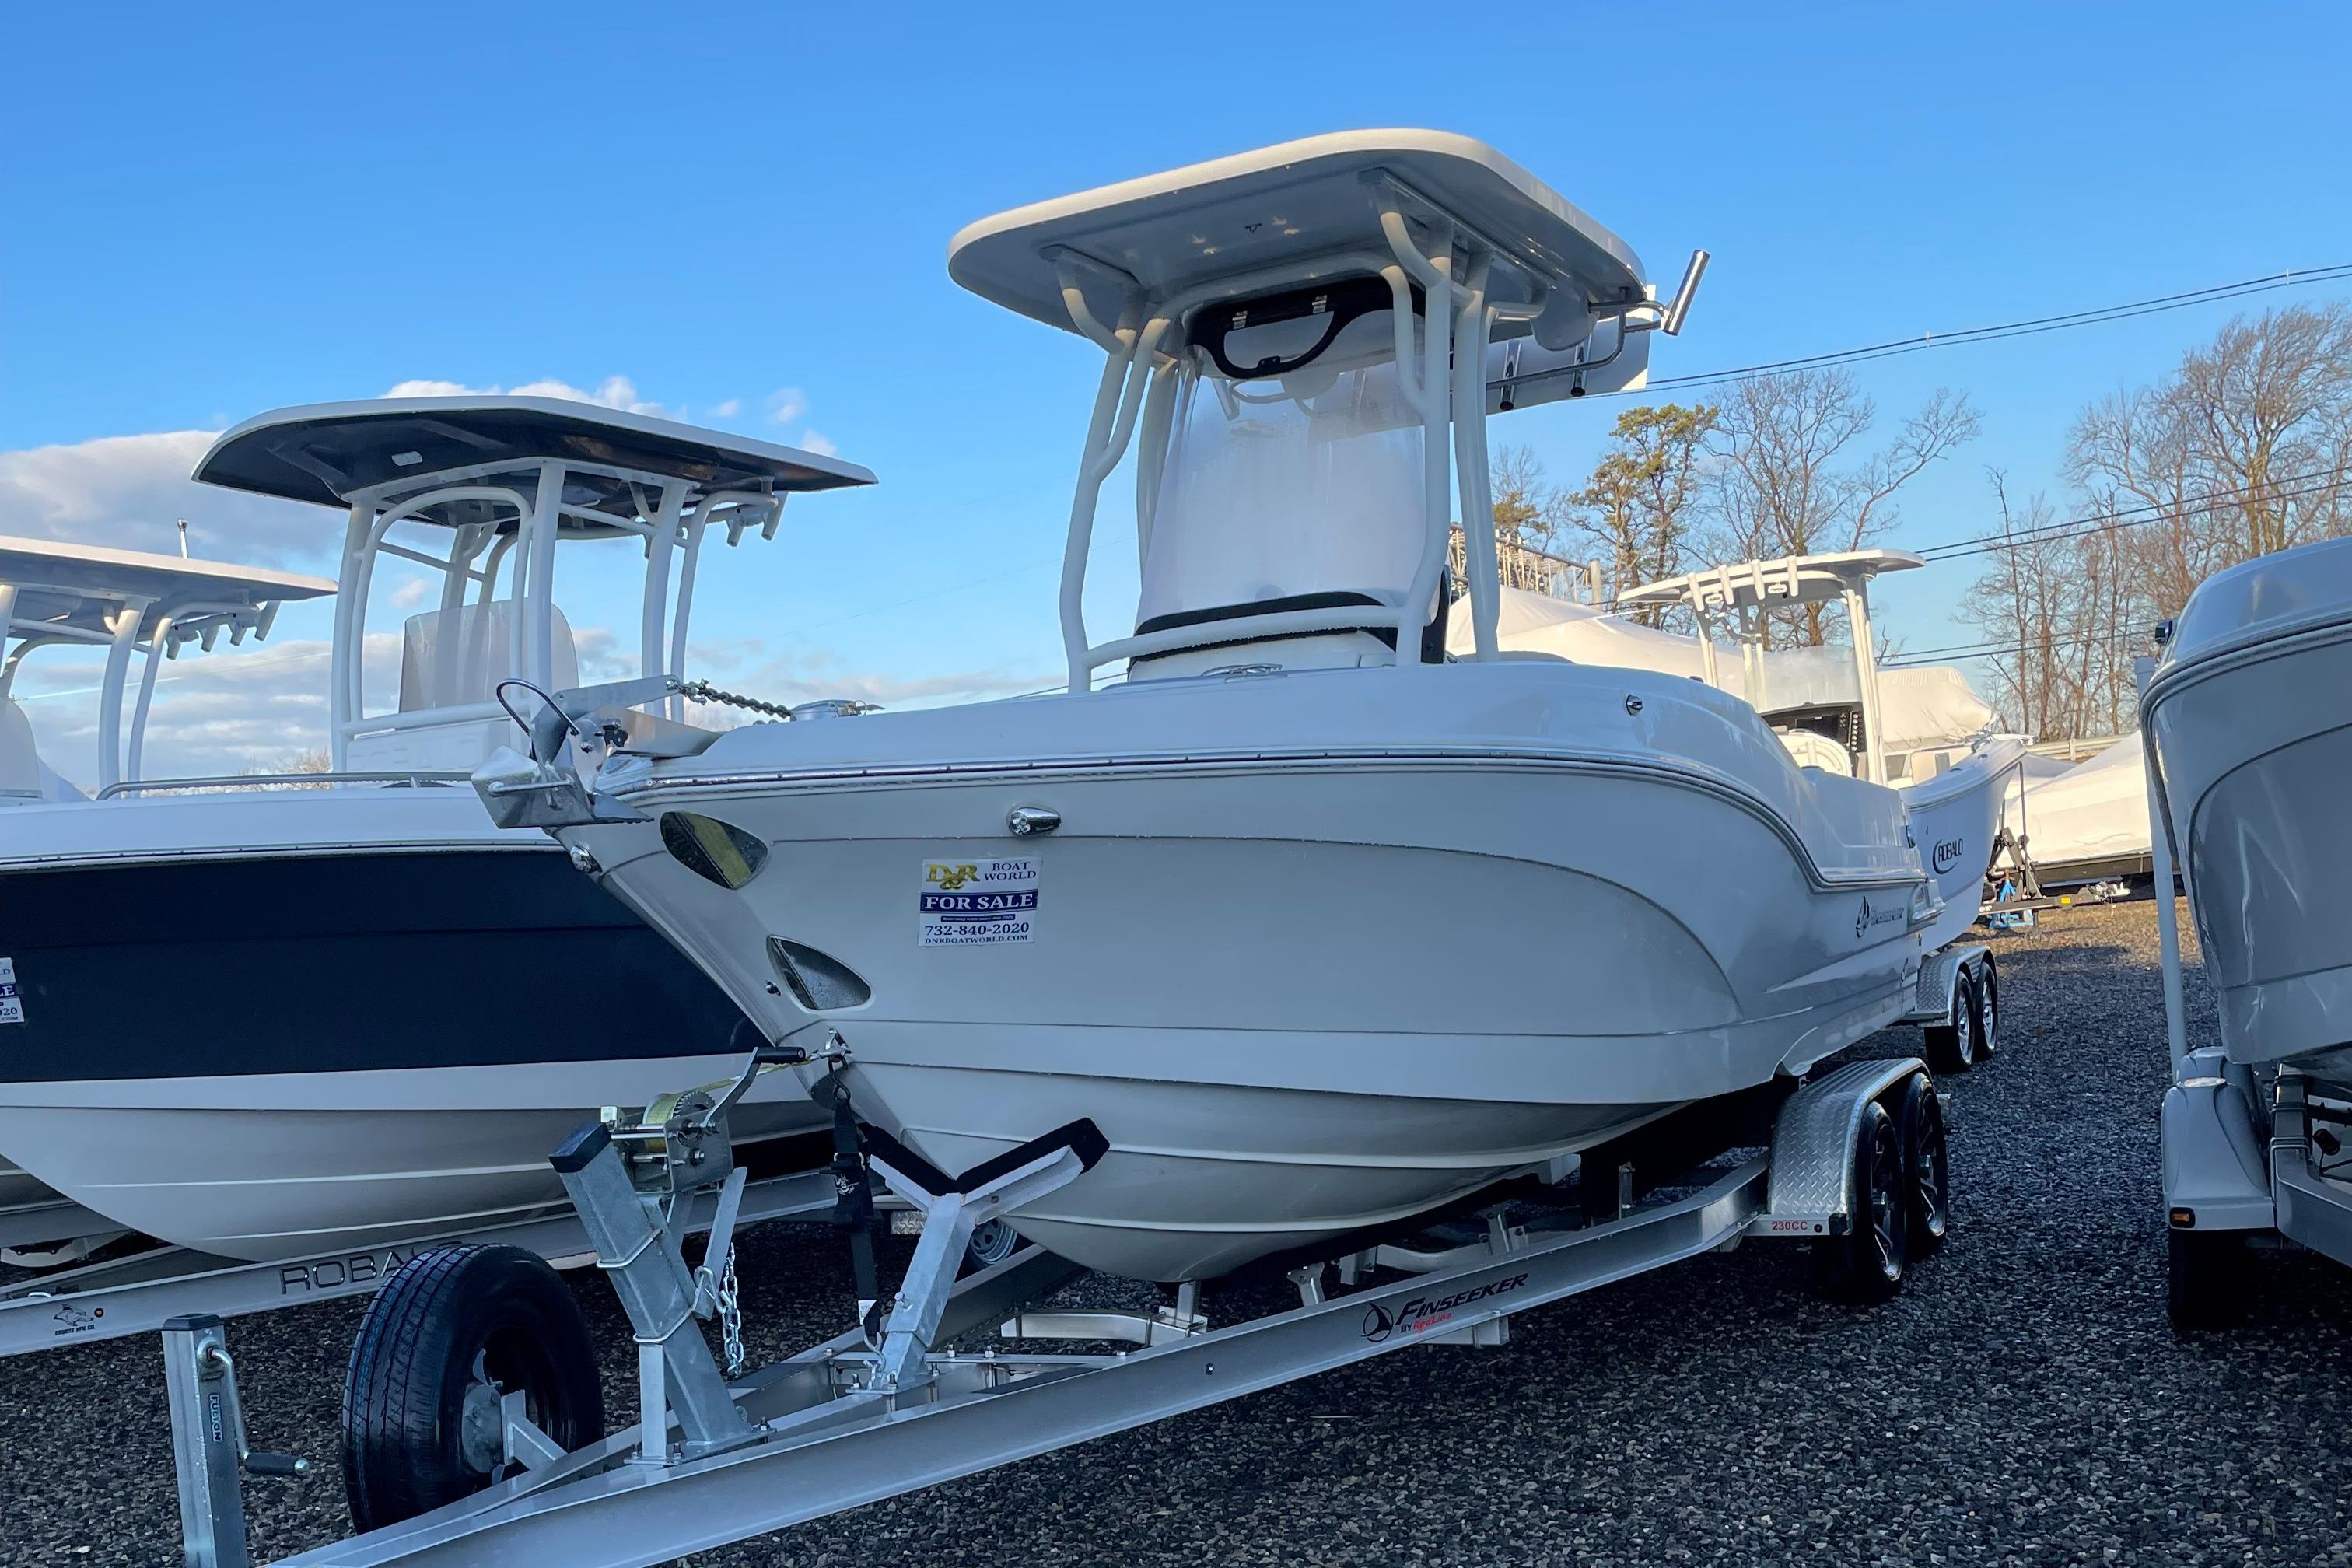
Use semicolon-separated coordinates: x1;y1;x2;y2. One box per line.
1454;586;2002;776
2146;534;2352;1083
485;130;1951;1284
2007;733;2155;889
0;400;871;1262
0;536;334;1260
1616;552;2026;954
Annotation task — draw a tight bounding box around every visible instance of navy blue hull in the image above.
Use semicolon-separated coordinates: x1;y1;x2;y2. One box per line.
0;847;752;1083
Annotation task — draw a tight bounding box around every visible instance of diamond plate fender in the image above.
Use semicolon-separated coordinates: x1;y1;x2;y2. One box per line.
1750;1058;1929;1238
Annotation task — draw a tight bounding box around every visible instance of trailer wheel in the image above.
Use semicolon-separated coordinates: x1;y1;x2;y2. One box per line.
965;1219;1020;1270
1972;958;2000;1059
2167;1229;2246;1331
342;1244;604;1531
1924;970;1982;1074
1894;1075;1949;1255
1814;1101;1909;1304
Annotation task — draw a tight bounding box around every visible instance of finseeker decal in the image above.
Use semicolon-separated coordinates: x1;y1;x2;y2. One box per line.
1360;1273;1529;1342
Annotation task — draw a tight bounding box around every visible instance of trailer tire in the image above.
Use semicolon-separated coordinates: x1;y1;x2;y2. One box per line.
2167;1229;2246;1331
1814;1100;1908;1304
1925;971;1981;1075
342;1244;604;1532
1972;957;2000;1059
965;1219;1020;1270
1894;1075;1949;1255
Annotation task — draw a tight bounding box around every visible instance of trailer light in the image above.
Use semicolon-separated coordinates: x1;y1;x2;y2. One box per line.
768;937;871;1011
660;812;769;890
2169;1207;2196;1229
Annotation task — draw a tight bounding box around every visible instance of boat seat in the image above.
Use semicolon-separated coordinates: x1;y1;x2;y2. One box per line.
0;698;47;806
347;601;582;772
1126;587;1450;679
1775;725;1853;776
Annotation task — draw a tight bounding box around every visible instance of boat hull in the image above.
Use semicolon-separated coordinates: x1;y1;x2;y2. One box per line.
2146;594;2352;1087
0;791;826;1261
1901;736;2027;953
579;663;1930;1279
0;1062;815;1260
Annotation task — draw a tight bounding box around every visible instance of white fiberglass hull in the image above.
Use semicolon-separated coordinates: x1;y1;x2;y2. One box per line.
2145;540;2352;1086
0;1060;817;1262
576;661;1931;1280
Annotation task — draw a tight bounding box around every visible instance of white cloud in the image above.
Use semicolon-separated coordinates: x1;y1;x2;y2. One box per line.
390;579;430;609
0;429;327;565
765;387;809;425
710;398;742;419
795;429;840;457
382;374;665;415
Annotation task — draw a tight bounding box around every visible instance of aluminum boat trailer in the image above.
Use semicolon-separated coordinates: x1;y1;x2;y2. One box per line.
0;1162;850;1359
0;1058;930;1360
158;1048;1952;1568
1895;940;2004;1076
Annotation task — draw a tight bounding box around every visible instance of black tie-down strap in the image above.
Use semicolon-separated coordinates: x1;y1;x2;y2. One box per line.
814;1071;878;1314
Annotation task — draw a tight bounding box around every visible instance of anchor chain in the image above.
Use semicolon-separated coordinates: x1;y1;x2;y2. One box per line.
670;678;797;719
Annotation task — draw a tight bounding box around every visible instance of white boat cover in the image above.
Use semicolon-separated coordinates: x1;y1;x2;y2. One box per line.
2006;733;2153;873
1451;587;1998;753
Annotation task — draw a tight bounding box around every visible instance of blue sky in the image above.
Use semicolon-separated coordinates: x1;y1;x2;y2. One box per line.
5;2;2350;779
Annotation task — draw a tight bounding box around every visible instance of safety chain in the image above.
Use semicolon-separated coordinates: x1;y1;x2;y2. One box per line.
672;677;796;720
718;1243;746;1378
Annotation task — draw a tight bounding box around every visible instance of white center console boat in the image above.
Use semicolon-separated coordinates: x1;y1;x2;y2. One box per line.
0;400;873;1262
0;537;332;1258
1617;551;2028;955
483;131;1949;1285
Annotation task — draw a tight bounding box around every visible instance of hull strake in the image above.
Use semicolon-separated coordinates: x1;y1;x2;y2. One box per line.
581;750;1923;1279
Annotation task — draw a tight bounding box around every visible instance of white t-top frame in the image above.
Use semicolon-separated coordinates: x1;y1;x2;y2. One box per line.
943;132;1699;695
1618;551;1930;787
0;537;333;791
192;398;877;772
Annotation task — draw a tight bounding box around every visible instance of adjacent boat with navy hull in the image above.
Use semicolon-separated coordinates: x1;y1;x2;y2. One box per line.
0;399;873;1261
0;535;334;1258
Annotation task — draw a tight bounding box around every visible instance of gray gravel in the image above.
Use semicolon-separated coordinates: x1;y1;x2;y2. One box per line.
6;898;2351;1566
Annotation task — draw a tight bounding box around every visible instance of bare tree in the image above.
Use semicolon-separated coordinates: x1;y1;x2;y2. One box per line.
1563;403;1717;622
2070;302;2352;621
1706;369;1979;646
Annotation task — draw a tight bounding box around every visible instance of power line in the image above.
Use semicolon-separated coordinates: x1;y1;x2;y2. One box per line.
1881;623;2161;668
1603;263;2352;399
1911;464;2350;565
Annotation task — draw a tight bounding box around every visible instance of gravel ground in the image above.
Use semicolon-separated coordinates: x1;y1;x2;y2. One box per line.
6;898;2351;1567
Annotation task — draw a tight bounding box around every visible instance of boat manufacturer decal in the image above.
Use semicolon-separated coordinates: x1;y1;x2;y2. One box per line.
1930;837;1965;874
919;857;1041;947
0;957;20;1024
1854;896;1905;940
1360;1272;1528;1343
279;1246;415;1297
